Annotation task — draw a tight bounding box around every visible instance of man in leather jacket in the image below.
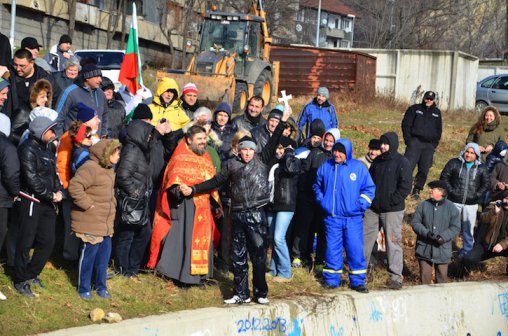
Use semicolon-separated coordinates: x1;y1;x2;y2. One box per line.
181;106;291;305
15;116;63;298
440;142;490;258
231;95;267;132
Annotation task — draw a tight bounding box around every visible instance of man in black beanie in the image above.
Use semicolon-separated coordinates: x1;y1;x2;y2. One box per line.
358;138;381;169
55;63;108;136
251;107;282;151
44;34;78;72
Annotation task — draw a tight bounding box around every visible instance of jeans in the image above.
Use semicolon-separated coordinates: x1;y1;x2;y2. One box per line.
452;203;478;258
78;237;112;294
114;223;151;276
267;211;294;278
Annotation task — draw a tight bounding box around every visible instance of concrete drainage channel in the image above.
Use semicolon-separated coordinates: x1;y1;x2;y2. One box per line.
46;282;508;335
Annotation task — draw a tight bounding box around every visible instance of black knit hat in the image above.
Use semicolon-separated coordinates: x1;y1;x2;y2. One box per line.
309;119;325;137
238;136;257;151
132;104;153;120
101;76;115;91
81;63;102;80
368;138;381;150
59;34;72;44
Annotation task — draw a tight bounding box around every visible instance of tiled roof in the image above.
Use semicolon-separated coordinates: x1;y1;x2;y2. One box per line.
300;0;357;16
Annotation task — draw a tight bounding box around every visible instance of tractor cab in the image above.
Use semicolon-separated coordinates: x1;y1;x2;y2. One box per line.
195;12;264;78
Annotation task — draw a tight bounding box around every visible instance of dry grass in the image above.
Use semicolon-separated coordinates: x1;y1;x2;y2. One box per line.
0;91;506;335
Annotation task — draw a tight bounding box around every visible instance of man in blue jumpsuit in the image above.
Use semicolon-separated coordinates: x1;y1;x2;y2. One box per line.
313;139;375;292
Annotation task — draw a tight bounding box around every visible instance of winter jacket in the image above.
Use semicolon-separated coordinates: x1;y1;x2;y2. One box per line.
69;140;120;238
106;98;126;139
43;45;78;72
369;132;412;213
211;122;236;163
0;133;20;207
485;140;507;172
56;131;73;190
251;124;271;152
231;112;267;132
477;204;508;250
313;138;375;218
490;161;508;200
440;144;490;205
297;98;338;138
193;121;285;211
297;128;340;195
53;70;76;93
181;99;200;120
55;77;108;136
269;152;301;212
18;134;63;203
358;154;373;169
149;78;190;130
411;198;461;264
401;101;442;147
116;120;154;199
466;122;505;162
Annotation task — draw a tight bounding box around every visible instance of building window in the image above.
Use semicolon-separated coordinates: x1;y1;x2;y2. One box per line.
335;18;339;29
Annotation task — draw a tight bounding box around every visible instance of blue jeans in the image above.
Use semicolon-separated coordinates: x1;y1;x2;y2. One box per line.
78;236;112;294
267;211;294;278
453;203;478;258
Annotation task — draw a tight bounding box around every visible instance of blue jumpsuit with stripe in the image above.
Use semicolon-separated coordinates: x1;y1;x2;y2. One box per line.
313;138;376;288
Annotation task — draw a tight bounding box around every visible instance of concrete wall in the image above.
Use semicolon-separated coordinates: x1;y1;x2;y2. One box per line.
353;48;479;111
45;282;508;336
479;66;508;81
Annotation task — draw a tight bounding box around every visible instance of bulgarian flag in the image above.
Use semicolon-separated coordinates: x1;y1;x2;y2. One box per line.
119;3;150;121
119;3;143;95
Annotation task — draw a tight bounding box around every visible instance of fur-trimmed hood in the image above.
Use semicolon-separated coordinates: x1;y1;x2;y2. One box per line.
89;139;121;168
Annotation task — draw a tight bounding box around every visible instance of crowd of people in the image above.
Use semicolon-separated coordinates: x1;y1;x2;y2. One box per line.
1;33;508;305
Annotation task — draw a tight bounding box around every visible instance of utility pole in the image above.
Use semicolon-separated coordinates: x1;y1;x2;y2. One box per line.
315;0;321;47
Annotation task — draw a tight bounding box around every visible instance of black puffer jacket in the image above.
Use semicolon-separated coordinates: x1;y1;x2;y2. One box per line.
298;146;330;195
116;120;153;199
106;99;126;139
193;121;285;211
270;152;301;212
440;146;490;205
0;133;20;207
18;135;62;203
369;132;412;212
401;100;442;147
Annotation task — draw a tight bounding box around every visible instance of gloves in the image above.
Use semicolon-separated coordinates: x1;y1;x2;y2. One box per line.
426;232;445;246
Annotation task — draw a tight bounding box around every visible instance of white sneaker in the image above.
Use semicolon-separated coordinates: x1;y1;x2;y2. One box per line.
224;295;251;304
255;297;269;305
0;290;6;300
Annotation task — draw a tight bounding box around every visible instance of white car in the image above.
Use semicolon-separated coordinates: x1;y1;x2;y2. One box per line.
74;50;125;90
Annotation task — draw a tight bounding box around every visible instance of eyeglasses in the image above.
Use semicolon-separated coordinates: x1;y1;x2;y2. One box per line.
12;63;30;70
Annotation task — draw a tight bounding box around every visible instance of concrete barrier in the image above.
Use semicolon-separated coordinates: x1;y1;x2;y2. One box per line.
46;282;508;336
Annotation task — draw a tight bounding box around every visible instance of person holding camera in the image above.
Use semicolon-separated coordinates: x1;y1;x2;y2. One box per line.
462;190;508;271
411;180;461;284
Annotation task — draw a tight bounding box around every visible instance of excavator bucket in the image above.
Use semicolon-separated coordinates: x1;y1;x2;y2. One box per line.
156;70;235;109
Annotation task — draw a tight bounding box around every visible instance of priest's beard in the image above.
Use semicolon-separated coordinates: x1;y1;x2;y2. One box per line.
190;143;206;155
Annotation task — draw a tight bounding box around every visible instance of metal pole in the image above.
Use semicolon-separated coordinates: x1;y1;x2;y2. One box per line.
315;0;321;47
348;14;355;48
10;0;17;57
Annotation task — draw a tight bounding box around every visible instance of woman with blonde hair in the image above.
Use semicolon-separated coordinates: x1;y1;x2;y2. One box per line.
466;106;504;162
29;79;53;109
